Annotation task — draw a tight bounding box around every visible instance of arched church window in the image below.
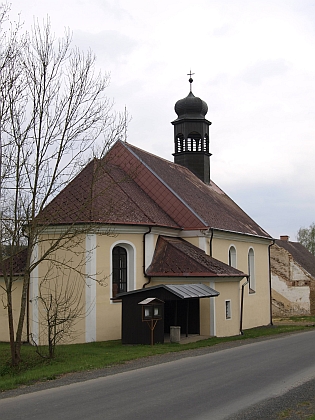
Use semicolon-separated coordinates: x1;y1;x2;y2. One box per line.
112;246;127;298
248;248;255;293
228;246;237;268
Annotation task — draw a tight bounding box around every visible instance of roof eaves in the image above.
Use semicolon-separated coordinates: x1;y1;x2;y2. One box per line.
213;227;273;240
165;284;219;298
116;283;220;299
146;272;245;278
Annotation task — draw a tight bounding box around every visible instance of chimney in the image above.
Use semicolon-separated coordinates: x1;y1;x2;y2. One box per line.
280;235;289;242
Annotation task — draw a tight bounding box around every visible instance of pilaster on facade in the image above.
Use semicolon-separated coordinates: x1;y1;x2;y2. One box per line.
85;234;97;342
30;244;39;345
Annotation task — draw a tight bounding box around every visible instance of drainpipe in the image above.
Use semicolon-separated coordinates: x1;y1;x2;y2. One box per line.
209;227;214;257
142;227;152;288
24;232;30;344
27;280;30;343
240;278;249;335
268;239;275;326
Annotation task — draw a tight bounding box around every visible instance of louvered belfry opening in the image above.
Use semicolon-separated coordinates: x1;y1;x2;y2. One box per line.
172;83;212;184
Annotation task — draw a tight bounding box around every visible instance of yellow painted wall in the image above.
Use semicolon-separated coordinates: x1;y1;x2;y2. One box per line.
199;296;210;336
35;233;87;345
183;237;200;248
214;281;241;337
32;231;149;344
0;277;27;342
212;236;271;330
95;233;145;341
28;229;271;345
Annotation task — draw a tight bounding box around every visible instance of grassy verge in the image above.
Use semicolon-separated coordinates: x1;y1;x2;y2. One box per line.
275;316;315;323
1;323;314;392
277;403;315;419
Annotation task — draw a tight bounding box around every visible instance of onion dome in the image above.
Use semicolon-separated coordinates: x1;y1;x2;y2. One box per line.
174;91;208;120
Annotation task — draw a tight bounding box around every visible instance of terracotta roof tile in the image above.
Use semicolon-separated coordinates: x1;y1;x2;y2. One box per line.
38;140;271;239
146;236;246;278
108;142;205;229
39;157;180;228
0;248;27;276
124;142;271;237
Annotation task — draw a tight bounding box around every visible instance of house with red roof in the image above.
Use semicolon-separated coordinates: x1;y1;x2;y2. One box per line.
271;236;315;316
0;78;274;344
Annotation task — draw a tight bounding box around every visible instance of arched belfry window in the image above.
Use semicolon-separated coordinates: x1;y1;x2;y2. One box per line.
175;133;184;153
187;131;202;151
248;248;255;293
228;246;236;268
112;246;127;298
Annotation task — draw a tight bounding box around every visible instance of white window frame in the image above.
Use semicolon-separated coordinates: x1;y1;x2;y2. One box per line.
110;240;136;301
228;245;237;268
225;300;231;320
248;247;255;293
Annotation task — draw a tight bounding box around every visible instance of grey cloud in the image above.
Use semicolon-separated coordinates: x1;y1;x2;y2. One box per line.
241;59;290;85
213;24;232;37
72;29;138;60
225;182;315;241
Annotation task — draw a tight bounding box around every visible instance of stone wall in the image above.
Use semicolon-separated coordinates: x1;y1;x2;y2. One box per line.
271;243;313;316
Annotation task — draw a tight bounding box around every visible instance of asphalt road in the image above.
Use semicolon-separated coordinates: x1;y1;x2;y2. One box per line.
2;330;315;420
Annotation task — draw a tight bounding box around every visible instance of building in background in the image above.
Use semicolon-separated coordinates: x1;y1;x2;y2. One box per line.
271;235;315;316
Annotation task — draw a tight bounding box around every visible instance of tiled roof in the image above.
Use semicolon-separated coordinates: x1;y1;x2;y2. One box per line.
146;236;246;278
123;142;271;237
0;248;27;276
38;140;271;238
38;157;180;229
275;239;315;279
108;141;205;229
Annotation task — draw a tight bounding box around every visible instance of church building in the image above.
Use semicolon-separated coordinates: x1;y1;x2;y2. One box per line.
0;77;274;344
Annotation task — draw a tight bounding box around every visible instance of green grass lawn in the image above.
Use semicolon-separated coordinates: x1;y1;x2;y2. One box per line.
275;316;315;323
0;323;313;392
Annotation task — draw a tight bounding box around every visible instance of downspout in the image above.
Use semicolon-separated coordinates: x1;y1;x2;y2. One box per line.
209;227;214;257
142;227;152;288
24;231;30;343
240;278;249;335
26;280;30;343
268;239;275;326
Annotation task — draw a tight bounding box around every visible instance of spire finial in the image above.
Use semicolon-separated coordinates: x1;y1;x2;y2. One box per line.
187;70;195;93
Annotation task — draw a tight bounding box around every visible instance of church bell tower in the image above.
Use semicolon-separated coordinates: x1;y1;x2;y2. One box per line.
172;73;212;184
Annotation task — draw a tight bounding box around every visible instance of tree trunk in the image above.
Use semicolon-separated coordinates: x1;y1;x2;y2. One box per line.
6;286;17;366
14;270;30;364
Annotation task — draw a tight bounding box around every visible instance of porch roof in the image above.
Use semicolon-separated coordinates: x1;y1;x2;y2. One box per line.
117;283;220;300
146;236;246;278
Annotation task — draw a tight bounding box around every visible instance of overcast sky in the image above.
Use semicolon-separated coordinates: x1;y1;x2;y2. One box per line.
10;0;315;241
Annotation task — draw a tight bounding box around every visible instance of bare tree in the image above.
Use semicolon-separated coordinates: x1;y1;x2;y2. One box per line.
0;9;125;365
32;261;87;359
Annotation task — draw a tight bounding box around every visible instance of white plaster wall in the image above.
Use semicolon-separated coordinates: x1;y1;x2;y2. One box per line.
272;273;310;312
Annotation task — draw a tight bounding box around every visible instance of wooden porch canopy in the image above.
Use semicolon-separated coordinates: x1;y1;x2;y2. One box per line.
116;284;220;345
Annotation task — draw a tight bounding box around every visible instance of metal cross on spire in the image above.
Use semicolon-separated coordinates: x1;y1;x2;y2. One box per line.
187;70;195;92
